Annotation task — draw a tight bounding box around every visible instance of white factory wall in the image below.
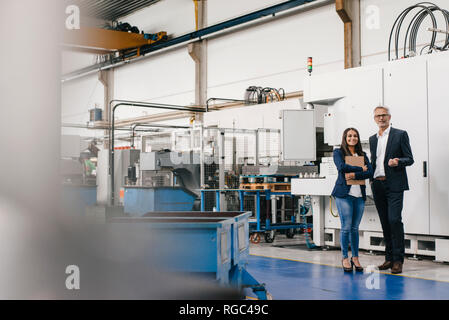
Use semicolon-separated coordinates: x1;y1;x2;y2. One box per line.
62;50;99;75
113;47;196;120
61;72;104;137
115;0;345;112
61;0;449;136
207;2;344;98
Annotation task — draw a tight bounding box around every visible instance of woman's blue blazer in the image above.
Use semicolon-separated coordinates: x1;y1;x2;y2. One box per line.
331;148;374;201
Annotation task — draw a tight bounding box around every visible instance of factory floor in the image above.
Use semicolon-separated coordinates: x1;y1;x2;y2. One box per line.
246;234;449;300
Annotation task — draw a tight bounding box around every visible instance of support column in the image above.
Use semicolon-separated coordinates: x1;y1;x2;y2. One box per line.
188;0;208;120
336;0;361;69
189;0;208;190
351;0;361;68
98;69;114;149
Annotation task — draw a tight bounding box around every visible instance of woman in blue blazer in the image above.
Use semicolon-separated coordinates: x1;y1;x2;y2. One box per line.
332;128;373;272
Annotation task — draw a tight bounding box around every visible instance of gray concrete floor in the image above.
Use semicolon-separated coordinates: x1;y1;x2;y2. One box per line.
249;234;449;284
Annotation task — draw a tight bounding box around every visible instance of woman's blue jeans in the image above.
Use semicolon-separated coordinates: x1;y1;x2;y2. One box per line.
334;196;365;259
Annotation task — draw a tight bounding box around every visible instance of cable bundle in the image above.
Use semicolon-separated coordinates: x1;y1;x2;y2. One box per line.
389;2;449;61
244;86;285;105
113;22;141;34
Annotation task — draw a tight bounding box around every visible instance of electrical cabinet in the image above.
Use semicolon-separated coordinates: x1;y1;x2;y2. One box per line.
427;54;449;236
97;149;140;206
281;109;315;161
383;57;430;235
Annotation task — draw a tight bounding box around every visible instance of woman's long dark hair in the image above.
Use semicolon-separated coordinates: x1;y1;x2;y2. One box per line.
340;127;365;157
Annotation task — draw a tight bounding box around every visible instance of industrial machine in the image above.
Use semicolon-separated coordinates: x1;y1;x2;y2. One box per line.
123;150;201;215
97;147;140;206
291;50;449;261
96;125;209;214
61;135;98;216
198;119;329;243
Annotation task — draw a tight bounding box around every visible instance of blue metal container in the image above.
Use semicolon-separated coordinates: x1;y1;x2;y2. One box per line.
89;108;103;122
108;211;268;299
141;211;251;268
108;216;233;285
61;184;97;216
123;186;197;216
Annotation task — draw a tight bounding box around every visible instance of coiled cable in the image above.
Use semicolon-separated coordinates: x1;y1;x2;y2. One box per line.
388;2;449;61
244;86;286;105
329;196;339;218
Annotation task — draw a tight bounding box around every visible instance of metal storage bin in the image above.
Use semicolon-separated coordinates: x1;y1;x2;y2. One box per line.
141;211;251;268
123;187;197;215
61;184;97;216
108;211;267;299
108;216;233;285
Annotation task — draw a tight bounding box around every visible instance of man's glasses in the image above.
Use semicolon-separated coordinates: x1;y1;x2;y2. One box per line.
375;114;390;119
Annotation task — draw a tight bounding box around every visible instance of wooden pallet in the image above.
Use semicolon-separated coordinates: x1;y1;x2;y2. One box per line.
239;183;291;192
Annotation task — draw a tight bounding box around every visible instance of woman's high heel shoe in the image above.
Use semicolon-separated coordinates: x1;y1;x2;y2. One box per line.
342;259;353;272
351;258;364;272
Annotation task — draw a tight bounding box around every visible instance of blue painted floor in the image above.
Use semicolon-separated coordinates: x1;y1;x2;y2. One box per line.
245;255;449;300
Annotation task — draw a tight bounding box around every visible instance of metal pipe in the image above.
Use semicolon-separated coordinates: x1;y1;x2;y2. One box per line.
104;91;302;126
62;122;134;131
109;100;206;205
130;123;190;147
108;99;204;180
61;61;127;83
206;98;247;112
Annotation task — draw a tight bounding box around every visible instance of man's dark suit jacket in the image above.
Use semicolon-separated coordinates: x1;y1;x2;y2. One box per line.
369;127;414;192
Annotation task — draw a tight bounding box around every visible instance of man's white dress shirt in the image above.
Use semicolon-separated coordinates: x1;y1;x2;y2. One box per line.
373;126;391;179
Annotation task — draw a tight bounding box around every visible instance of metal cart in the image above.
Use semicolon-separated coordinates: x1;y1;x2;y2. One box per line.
200;189;313;244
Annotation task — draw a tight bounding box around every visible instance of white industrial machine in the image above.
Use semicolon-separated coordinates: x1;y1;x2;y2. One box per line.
291;50;449;261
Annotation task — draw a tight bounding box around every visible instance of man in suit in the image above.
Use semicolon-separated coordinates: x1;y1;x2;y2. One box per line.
369;106;414;274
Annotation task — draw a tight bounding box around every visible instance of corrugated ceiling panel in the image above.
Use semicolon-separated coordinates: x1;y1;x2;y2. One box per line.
78;0;160;21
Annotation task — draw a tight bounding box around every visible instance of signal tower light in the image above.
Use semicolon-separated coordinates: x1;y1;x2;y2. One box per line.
307;57;313;75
